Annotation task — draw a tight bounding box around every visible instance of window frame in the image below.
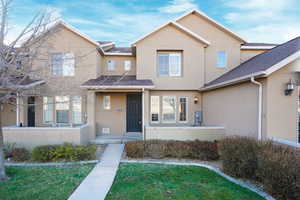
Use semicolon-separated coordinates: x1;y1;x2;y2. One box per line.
43;97;54;124
217;51;227;68
107;60;115;71
51;52;75;77
124;60;131;71
162;96;176;123
157;52;182;77
55;96;70;124
150;96;160;123
178;97;188;123
72;96;82;124
103;95;111;110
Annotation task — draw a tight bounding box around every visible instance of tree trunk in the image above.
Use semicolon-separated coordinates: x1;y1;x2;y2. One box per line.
0;109;6;181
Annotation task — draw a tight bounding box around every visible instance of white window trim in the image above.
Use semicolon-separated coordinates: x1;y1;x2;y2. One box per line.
103;95;111;110
72;96;82;124
217;51;227;68
157;52;182;77
107;60;115;71
178;97;188;123
124;60;131;71
55;96;70;124
43;97;54;124
150;96;160;123
162;96;176;123
51;52;75;77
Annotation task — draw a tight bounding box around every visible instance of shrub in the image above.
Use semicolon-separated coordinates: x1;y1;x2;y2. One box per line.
219;136;259;179
32;143;97;162
3;143;16;158
256;142;300;200
11;148;30;161
126;140;219;161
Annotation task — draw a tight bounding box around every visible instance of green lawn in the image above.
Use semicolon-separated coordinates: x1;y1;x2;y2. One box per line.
0;164;95;200
106;163;265;200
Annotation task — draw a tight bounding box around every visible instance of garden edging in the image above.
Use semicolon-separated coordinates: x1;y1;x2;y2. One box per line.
5;160;99;166
121;159;275;200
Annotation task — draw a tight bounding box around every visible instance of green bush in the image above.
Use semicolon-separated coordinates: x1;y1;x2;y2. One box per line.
219;136;260;179
32;143;97;162
219;136;300;200
125;140;219;161
11;148;30;161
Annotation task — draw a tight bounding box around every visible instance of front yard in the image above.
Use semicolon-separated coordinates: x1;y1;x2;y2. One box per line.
0;164;95;200
106;163;264;200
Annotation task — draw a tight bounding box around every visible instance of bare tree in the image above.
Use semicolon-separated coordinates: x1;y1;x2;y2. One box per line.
0;0;54;181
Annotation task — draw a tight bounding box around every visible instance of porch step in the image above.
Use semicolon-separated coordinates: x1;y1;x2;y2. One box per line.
91;135;142;144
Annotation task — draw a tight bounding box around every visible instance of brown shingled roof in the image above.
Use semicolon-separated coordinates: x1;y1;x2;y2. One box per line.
242;43;279;47
105;47;132;54
82;75;153;88
201;36;300;91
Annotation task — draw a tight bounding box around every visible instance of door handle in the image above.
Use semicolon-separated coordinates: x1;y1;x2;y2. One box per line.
138;121;142;124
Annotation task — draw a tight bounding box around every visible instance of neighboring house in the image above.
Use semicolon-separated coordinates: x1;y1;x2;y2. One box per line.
2;10;299;148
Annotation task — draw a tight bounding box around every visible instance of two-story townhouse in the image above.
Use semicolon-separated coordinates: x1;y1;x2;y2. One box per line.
2;10;299;148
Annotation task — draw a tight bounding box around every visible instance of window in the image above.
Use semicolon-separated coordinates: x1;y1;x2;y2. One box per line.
107;60;115;71
55;96;69;123
158;53;182;76
72;96;82;124
179;97;188;122
43;97;53;123
124;60;131;71
103;96;111;110
51;53;75;76
217;51;227;68
162;96;176;123
151;96;160;122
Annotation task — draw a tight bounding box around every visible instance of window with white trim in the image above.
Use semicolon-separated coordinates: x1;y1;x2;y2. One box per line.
43;97;53;123
179;97;188;122
158;52;182;76
217;51;227;68
72;96;82;124
51;53;75;76
55;96;70;123
124;60;131;71
162;96;176;123
150;96;160;122
107;60;115;71
103;95;111;110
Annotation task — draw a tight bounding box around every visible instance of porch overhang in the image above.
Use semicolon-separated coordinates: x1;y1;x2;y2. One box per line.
81;85;155;90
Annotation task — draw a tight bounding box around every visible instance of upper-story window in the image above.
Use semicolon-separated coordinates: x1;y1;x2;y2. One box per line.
124;60;131;71
107;60;115;71
158;52;182;77
51;53;75;76
217;51;227;68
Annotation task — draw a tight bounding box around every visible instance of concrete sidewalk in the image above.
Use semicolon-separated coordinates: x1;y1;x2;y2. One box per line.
68;144;124;200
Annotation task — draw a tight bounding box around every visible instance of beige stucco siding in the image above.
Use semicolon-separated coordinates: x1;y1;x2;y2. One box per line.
148;90;201;126
177;14;243;83
136;24;205;90
240;49;266;63
101;56;136;76
1;104;16;126
95;93;127;136
266;60;299;142
202;82;261;137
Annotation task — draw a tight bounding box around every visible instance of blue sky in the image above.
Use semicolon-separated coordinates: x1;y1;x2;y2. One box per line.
8;0;300;46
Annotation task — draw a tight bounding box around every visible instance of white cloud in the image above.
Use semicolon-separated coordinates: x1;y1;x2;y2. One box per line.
224;0;295;11
159;0;198;14
68;18;104;26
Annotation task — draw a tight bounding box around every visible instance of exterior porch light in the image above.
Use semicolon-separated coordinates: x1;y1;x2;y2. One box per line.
285;79;295;96
194;96;199;104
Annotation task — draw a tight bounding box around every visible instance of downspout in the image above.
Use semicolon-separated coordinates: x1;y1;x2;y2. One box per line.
251;77;262;140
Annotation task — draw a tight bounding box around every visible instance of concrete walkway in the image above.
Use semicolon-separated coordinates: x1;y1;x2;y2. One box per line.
68;144;124;200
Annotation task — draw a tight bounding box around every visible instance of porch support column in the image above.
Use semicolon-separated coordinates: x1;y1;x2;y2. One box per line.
16;94;20;126
17;96;27;127
142;89;150;140
87;90;96;141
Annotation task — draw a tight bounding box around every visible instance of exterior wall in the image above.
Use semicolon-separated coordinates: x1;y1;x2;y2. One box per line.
1;104;16;126
95;93;127;136
145;126;225;141
202;82;263;138
136;24;206;90
265;59;300;142
3;125;89;149
101;56;136;76
148;90;201;126
240;49;266;63
177;14;243;83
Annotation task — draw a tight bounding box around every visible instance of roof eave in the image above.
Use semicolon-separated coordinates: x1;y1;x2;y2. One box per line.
80;85;155;89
